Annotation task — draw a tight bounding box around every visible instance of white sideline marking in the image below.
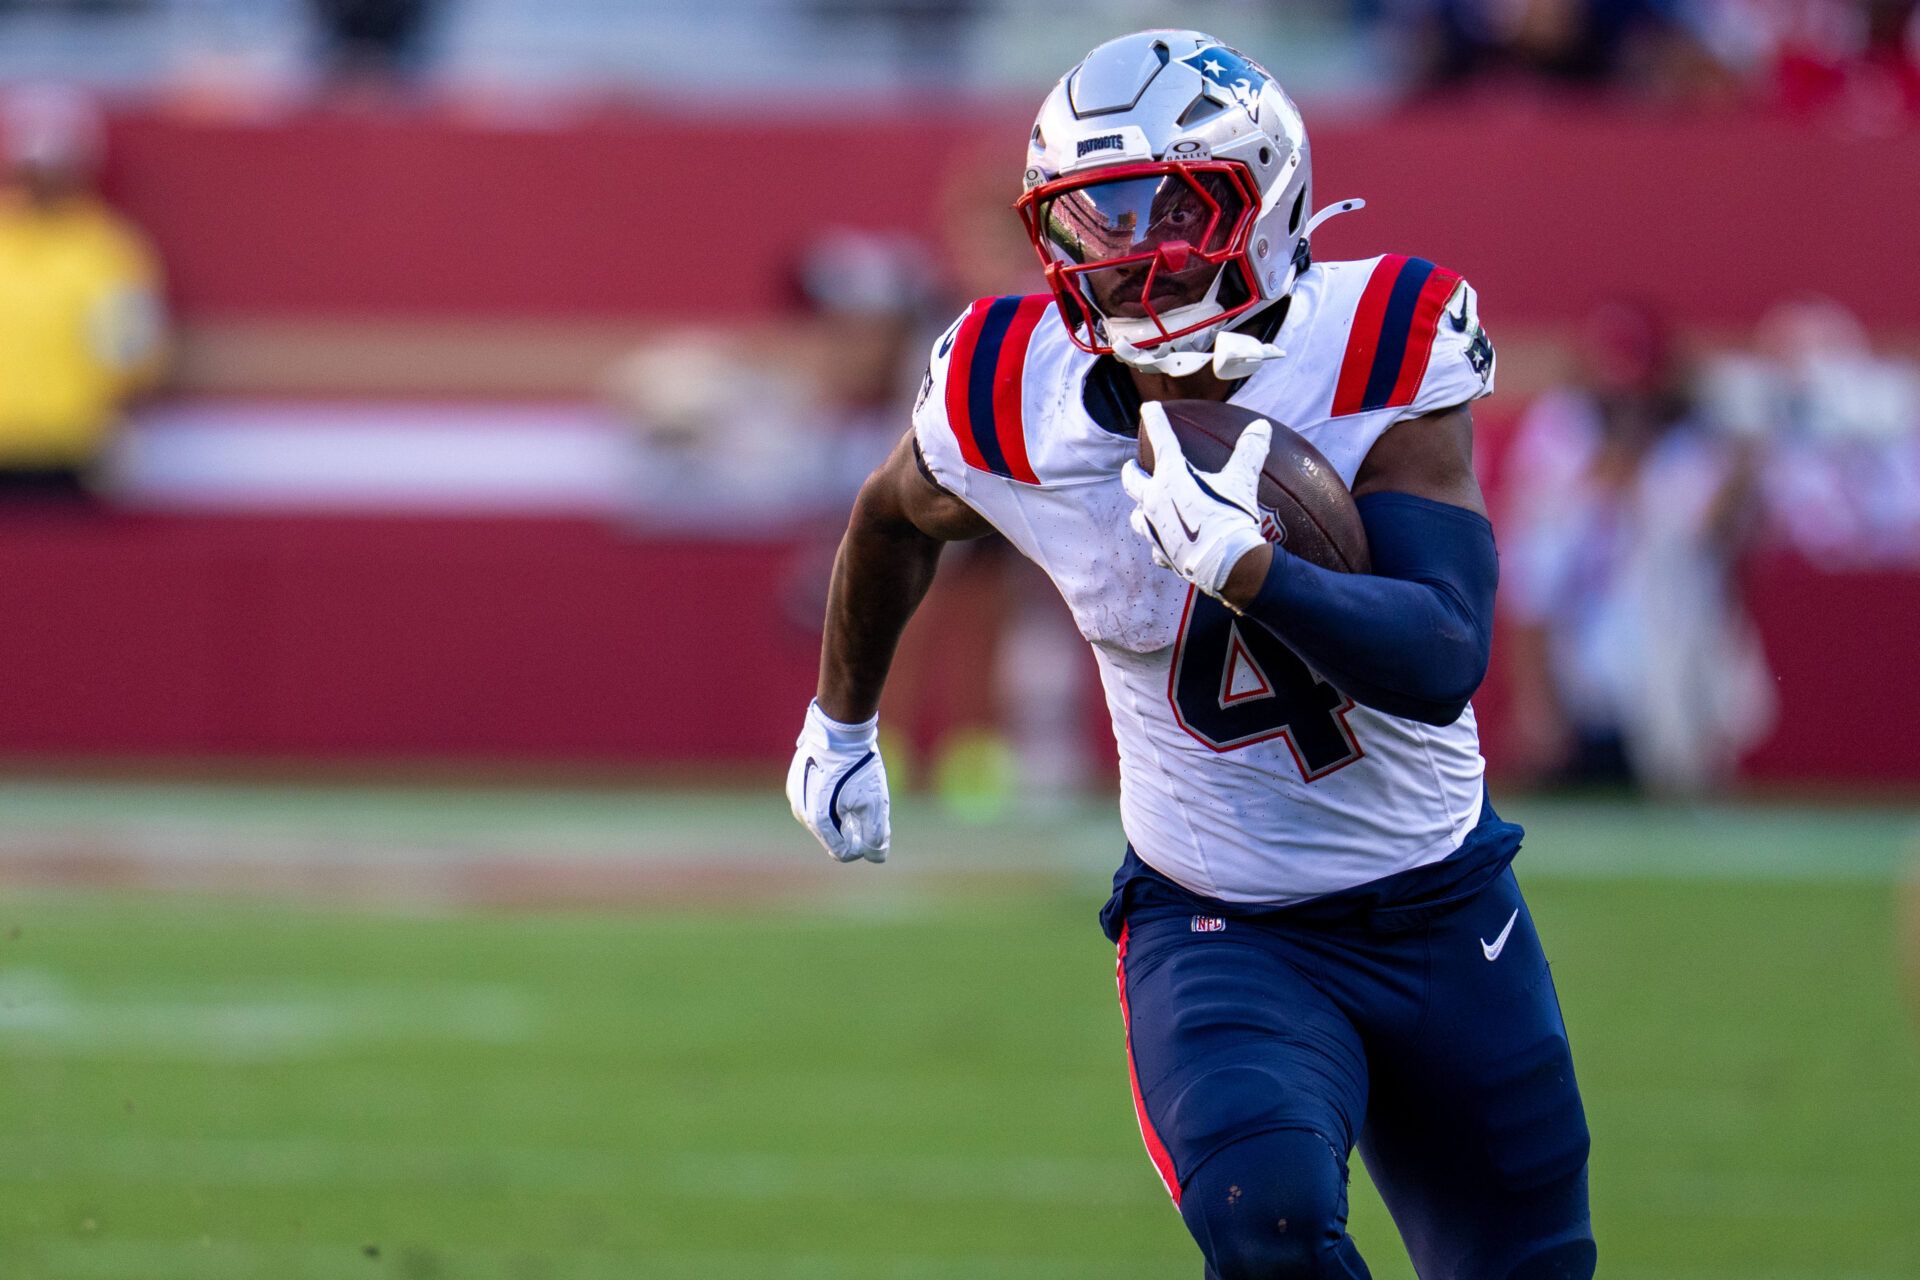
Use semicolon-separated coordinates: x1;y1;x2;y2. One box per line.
0;969;532;1058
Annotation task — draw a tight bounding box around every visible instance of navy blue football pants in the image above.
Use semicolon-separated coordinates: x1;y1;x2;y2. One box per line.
1115;869;1594;1280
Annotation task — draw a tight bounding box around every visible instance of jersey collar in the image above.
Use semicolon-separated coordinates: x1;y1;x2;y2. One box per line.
1080;294;1299;438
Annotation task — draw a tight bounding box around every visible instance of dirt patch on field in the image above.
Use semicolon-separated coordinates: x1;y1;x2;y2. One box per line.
0;843;832;909
0;841;1058;911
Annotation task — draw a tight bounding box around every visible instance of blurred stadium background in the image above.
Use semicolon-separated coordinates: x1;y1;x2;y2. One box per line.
1;1;1918;1277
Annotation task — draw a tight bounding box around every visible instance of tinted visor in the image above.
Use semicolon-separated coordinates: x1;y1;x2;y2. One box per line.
1038;170;1245;267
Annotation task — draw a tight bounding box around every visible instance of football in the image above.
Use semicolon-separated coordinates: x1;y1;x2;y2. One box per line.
1138;399;1372;573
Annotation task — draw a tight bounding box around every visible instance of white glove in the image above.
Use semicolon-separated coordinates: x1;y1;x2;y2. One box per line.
786;700;891;864
1120;402;1271;598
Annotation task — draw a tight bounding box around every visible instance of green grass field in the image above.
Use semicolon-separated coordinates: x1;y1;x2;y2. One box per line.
0;782;1916;1279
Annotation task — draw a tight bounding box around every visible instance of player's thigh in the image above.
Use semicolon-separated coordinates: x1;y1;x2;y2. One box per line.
1118;916;1370;1196
1359;870;1594;1279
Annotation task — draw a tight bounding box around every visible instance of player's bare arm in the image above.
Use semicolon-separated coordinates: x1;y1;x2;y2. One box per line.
817;431;989;722
1350;401;1485;512
787;431;988;864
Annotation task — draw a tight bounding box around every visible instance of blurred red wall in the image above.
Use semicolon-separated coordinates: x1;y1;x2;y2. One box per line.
0;510;1912;782
104;104;1920;329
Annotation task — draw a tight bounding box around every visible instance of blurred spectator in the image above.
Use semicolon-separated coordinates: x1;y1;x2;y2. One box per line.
0;86;167;503
605;231;933;531
787;227;937;499
310;0;439;86
1759;0;1920;122
1399;0;1725;94
1701;295;1920;564
604;333;821;531
1501;301;1775;792
1395;0;1920;110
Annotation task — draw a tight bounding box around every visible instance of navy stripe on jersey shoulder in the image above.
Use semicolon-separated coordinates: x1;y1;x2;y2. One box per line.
1358;257;1436;413
963;296;1023;477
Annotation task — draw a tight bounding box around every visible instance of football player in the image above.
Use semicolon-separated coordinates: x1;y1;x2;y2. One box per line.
788;30;1593;1280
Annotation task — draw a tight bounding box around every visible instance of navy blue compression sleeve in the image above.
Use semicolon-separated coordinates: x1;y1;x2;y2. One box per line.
1241;491;1497;726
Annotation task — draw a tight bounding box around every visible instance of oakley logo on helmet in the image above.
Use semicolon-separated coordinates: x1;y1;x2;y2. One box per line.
1076;133;1126;159
1179;46;1267;122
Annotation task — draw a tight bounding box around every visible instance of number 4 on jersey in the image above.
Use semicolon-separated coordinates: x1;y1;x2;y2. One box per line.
1167;588;1363;779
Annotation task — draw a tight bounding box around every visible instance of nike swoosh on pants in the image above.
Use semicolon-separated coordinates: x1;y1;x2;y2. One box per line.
1480;909;1519;961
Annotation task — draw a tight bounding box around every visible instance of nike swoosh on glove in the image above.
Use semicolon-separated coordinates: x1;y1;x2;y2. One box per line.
786;700;891;864
1120;402;1271;598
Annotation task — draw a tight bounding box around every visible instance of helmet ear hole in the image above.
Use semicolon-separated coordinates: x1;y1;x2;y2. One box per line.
1258;146;1272;167
1289;189;1305;234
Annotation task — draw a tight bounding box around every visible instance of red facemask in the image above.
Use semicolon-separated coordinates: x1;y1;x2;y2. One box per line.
1015;160;1262;355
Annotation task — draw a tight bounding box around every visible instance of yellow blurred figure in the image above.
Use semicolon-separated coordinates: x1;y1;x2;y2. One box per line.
0;86;166;495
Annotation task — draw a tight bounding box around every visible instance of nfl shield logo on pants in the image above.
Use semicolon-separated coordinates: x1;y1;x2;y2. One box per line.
1190;916;1226;933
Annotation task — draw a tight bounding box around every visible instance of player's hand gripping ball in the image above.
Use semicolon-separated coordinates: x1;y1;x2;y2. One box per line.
1133;400;1373;574
1122;401;1272;598
787;701;891;864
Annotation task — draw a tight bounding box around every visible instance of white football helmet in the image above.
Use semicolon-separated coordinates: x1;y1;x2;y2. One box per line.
1014;30;1362;377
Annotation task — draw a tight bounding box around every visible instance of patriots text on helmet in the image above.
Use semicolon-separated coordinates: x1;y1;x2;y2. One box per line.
1076;134;1127;159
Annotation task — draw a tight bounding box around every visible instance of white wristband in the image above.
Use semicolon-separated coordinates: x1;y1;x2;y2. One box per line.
807;700;878;748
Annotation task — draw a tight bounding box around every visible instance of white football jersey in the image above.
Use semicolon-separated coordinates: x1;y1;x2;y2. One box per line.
913;255;1498;904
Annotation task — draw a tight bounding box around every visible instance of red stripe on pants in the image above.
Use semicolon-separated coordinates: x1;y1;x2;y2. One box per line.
1116;922;1182;1205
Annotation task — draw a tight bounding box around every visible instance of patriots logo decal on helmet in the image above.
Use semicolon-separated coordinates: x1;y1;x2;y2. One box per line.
1179;46;1267;122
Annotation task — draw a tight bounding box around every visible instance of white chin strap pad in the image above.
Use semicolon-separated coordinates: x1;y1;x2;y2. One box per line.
1111;330;1287;380
1111;336;1214;377
1210;331;1289;379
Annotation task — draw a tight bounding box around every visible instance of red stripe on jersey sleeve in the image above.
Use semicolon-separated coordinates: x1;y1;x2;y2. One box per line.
988;296;1050;485
942;301;991;472
1386;266;1463;410
1331;254;1407;418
